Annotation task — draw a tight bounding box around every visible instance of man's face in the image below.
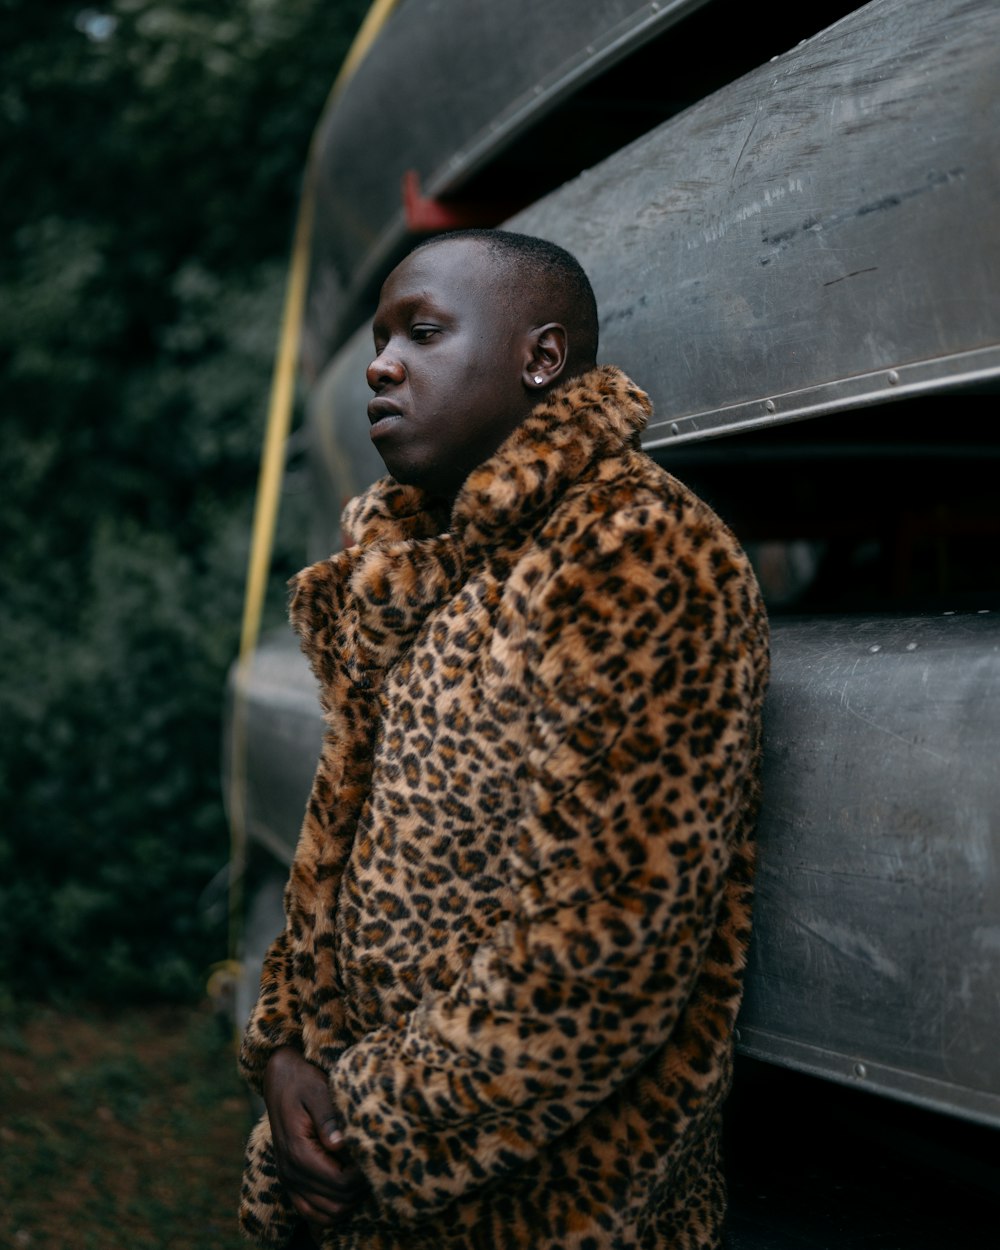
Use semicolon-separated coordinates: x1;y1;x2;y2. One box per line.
366;239;531;497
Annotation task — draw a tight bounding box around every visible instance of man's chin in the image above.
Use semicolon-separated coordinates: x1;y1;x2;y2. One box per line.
382;458;443;495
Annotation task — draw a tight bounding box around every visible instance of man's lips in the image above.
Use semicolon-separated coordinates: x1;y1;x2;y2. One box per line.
367;397;403;439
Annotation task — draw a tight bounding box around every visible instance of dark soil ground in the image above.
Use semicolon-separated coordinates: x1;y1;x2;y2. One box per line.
6;1002;996;1250
0;1001;253;1250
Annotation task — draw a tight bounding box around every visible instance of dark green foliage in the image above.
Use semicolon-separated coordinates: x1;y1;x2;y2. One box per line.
0;0;369;1001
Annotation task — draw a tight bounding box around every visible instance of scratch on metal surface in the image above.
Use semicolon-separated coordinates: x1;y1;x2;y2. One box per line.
837;662;950;763
731;100;762;185
791;865;913;885
757;167;965;266
840;705;950;760
823;267;879;287
698;178;806;246
786;914;901;980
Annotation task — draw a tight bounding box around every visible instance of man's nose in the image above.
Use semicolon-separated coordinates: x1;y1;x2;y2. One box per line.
366;349;404;390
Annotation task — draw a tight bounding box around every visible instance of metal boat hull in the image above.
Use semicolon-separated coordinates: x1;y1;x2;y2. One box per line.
231;0;1000;1129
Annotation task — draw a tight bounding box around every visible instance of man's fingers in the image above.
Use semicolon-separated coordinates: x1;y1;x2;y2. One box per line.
289;1190;352;1227
282;1138;365;1203
318;1117;345;1150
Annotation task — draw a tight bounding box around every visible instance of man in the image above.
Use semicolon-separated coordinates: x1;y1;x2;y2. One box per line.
239;229;769;1250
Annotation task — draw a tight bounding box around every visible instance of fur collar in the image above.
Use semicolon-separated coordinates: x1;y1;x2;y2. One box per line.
290;366;651;685
341;364;651;554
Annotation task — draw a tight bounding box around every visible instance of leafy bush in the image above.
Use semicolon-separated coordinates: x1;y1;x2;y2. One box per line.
0;0;368;1001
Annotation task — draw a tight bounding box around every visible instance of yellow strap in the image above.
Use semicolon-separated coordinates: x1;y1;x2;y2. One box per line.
227;0;402;975
238;0;402;667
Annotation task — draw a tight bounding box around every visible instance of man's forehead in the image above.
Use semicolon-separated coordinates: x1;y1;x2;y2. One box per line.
384;238;498;298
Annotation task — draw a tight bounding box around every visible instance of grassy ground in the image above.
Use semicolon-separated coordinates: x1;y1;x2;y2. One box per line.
0;1000;254;1250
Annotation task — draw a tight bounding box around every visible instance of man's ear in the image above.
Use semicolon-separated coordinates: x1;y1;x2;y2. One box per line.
523;323;568;390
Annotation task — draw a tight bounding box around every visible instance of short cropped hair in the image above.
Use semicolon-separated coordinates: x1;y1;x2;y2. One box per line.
411;229;599;364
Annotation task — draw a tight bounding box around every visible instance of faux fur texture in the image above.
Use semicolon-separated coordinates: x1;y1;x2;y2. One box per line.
238;366;769;1249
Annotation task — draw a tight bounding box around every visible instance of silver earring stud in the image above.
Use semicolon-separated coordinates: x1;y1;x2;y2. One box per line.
533;375;543;385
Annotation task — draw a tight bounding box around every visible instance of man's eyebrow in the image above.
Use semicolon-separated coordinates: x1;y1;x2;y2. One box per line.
406;290;450;317
373;292;451;337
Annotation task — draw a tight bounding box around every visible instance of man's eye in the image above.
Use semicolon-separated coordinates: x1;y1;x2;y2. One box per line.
411;325;439;342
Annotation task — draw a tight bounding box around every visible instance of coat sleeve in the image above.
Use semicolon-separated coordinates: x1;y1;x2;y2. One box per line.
325;495;769;1223
238;548;384;1094
239;525;464;1093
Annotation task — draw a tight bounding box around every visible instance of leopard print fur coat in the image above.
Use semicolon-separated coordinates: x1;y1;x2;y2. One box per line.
238;365;769;1250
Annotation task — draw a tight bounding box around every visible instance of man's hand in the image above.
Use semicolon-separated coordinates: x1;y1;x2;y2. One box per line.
263;1046;368;1232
